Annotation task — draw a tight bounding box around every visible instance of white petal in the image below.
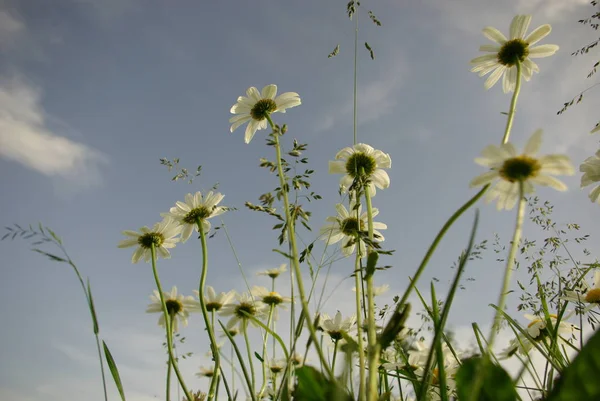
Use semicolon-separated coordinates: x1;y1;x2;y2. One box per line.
470;54;499;65
479;44;501;52
539;155;574;175
590;185;600;203
371;169;390;190
246;87;261;102
528;44;559;58
525;24;551;46
470;170;498;187
484;66;505;90
531;175;567;191
524;129;543;155
502;66;517;93
482;26;507;44
329;160;347;174
511;15;531;40
244;120;259;144
261;84;277;99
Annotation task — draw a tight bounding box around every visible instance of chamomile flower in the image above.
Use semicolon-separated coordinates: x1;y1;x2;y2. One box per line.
256;264;288;279
470;15;559;93
220;292;268;330
500;313;578;358
118;217;181;263
580;149;600;204
250;286;292;319
319;201;387;257
162;191;227;243
268;358;287;375
561;270;600;311
229;84;301;144
193;286;235;312
329;143;392;196
319;311;356;341
470;130;574;210
146;286;201;333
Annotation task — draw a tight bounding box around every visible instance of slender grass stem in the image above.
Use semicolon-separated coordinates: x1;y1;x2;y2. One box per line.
354;253;366;401
502;61;522;145
243;321;256;393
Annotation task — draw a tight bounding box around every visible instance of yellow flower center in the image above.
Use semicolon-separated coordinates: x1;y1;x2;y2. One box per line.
183;206;212;225
165;299;183;315
497;39;529;66
250;99;277;121
499;155;541;183
235;302;257;319
206;302;222;312
138;232;165;249
340;217;364;236
345;152;377;178
262;292;284;306
585;288;600;303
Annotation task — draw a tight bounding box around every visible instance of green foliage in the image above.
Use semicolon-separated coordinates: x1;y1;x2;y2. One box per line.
103;341;127;401
293;366;352;401
544;328;600;401
455;357;517;401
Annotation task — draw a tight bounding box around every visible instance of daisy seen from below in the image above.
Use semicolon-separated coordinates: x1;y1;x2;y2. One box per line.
193;286;235;313
329;143;392;196
196;366;215;379
470;129;574;210
500;313;578;358
220;292;268;330
256;263;288;279
470;15;559;93
319;311;357;341
229;84;301;144
319;201;387;257
162;191;227;243
561;270;600;311
580;149;600;204
146;286;201;333
250;285;292;320
118;217;181;263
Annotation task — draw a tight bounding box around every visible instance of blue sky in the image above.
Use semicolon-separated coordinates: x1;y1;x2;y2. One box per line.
1;0;599;400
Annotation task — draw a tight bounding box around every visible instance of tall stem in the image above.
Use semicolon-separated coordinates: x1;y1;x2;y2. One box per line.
150;244;193;401
265;114;333;378
501;61;522;145
196;221;221;401
354;254;366;401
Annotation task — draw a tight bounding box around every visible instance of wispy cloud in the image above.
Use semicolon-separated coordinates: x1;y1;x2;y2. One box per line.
0;77;107;187
0;10;24;51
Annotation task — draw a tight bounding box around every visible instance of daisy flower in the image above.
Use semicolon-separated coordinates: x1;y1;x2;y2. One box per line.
580;149;600;204
319;201;387;257
193;286;235;312
256;263;288;279
353;284;390;296
220;292;268;330
268;358;287;375
146;286;201;333
118;217;181;263
500;313;578;358
470;15;559;93
319;311;356;341
250;286;292;320
470;129;574;210
162;191;227;243
561;270;600;311
329;143;392;196
229;84;301;144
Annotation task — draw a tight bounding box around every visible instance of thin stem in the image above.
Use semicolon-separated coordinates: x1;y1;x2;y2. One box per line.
93;333;109;401
258;306;275;398
265;114;333;379
354;253;366;401
150;244;193;401
501;61;522;145
331;339;339;373
353;2;359;145
220;321;256;401
166;314;174;401
243;321;256;393
196;221;221;401
487;181;526;351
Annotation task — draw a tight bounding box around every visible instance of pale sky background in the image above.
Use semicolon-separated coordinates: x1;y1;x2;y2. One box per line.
1;1;599;400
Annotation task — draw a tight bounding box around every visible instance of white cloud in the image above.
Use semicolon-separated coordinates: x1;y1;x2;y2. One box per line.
0;10;24;51
0;77;107;186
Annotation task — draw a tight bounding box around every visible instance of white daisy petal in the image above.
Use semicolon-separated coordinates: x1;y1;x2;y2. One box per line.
525;24;551;46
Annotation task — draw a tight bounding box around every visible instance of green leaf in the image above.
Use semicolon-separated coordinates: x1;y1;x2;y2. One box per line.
365;251;378;279
254;351;264;363
294;365;352;401
87;278;100;335
544;328;600;401
31;248;67;263
103;341;126;401
456;357;516;401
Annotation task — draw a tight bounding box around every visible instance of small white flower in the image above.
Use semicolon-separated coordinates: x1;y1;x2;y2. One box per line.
329;143;392;196
118;217;181;263
353;284;389;296
470;15;559;93
470;130;574;210
500;313;578;358
580;149;600;204
220;292;268;330
162;191;227;242
250;286;292;321
268;358;287;375
561;270;600;311
319;201;387;257
229;84;301;144
256;264;288;279
146;286;201;333
319;311;356;341
193;286;235;313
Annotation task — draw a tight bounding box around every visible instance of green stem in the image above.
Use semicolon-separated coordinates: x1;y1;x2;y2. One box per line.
166;314;174;401
501;61;522;145
353;3;359;145
258;306;275;398
363;184;379;401
150;244;193;401
331;339;339;373
487;181;526;351
354;253;366;401
265;114;333;379
93;332;109;401
243;321;256;393
196;220;221;401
